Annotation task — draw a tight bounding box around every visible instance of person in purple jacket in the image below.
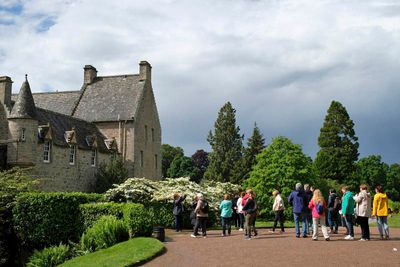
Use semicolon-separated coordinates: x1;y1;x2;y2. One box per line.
288;183;308;238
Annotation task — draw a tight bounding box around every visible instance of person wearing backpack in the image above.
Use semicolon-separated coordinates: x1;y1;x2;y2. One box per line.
220;194;233;236
242;190;257;240
341;186;355;240
327;189;339;234
173;193;187;232
354;184;371;241
308;189;330;241
191;193;209;238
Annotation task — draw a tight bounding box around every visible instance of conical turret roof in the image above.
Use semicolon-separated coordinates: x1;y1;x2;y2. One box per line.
9;75;37;119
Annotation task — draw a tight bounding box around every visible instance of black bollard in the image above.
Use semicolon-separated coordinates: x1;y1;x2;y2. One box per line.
153;226;165;242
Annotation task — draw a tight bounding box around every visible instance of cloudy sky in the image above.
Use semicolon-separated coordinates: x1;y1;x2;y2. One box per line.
1;0;399;164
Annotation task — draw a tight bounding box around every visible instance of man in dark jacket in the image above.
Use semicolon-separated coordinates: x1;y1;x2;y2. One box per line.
288;183;308;238
304;184;313;234
327;189;339;234
173;193;187;232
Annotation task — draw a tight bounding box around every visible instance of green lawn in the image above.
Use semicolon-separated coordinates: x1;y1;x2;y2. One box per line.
370;214;400;228
58;238;164;267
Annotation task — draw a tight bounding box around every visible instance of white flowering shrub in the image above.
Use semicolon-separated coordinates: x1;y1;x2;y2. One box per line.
105;177;241;209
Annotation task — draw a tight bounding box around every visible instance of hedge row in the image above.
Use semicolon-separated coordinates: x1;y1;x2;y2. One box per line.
12;192;103;249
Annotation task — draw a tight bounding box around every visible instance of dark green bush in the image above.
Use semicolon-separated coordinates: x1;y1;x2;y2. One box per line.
123;203;153;237
80;215;129;252
80;202;125;230
26;243;73;267
13;192;103;249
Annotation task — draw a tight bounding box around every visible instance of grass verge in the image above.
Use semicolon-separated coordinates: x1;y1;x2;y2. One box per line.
59;238;164;267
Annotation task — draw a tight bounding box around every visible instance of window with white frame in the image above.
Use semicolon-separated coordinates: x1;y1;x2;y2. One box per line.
69;145;76;165
91;149;97;166
43;140;51;163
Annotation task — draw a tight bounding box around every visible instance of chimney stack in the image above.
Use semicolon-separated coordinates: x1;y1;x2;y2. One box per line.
139;61;151;82
0;76;13;110
83;65;97;84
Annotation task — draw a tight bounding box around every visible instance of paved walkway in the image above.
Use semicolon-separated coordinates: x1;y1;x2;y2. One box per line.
144;227;400;267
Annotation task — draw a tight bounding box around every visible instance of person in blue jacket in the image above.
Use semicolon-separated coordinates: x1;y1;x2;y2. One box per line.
288;183;308;238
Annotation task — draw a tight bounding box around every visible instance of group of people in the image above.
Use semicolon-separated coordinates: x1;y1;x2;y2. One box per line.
172;183;391;241
286;183;390;241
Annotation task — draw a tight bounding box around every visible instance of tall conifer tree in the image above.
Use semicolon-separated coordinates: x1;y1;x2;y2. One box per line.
315;100;359;182
234;122;265;184
205;102;243;183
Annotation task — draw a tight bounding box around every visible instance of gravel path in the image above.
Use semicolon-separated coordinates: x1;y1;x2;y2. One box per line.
144;227;400;267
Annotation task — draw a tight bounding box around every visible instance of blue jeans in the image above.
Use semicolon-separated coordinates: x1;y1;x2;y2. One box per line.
344;214;354;237
293;212;307;237
377;216;389;238
328;210;338;231
221;217;231;235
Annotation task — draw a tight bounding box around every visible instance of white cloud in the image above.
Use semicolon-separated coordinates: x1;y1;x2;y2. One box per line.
1;0;400;162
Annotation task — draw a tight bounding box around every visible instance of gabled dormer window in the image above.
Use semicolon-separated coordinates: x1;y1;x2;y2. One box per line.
43;141;51;163
69;145;76;165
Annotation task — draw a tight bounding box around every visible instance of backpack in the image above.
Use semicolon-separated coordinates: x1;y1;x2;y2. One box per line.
333;197;341;211
201;200;209;213
316;202;324;215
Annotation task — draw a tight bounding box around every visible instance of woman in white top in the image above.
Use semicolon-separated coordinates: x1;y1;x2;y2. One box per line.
237;192;245;231
271;190;285;233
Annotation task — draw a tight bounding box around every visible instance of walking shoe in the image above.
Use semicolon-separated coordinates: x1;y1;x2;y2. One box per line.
359;238;366;241
302;235;308;238
325;238;330;241
344;235;354;240
296;235;300;238
268;230;275;233
239;228;244;231
190;234;197;238
312;238;318;241
385;235;390;240
333;230;338;234
203;236;207;239
244;237;251;240
254;231;258;236
221;234;225;237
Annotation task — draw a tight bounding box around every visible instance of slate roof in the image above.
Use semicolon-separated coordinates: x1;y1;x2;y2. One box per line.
36;108;110;152
72;75;144;122
9;78;37;119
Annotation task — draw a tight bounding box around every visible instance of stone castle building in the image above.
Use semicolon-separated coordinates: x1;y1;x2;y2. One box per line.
0;61;162;191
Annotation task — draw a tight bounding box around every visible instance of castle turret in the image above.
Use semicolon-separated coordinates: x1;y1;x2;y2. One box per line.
7;75;38;166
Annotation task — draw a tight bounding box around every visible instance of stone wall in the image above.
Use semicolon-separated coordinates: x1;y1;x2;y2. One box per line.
133;82;162;179
32;142;111;192
7;119;38;166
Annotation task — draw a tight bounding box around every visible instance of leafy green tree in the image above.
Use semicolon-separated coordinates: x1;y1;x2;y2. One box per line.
95;156;128;193
161;144;184;178
353;155;387;190
315;100;359;183
244;136;314;219
166;155;199;179
191;150;209;183
204;102;243;183
237;122;266;184
386;163;400;201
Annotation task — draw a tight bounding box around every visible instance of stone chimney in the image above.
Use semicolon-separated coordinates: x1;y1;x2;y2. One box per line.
139;61;151;81
83;65;97;84
0;76;12;110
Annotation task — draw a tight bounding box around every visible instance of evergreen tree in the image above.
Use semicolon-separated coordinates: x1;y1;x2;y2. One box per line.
95;156;128;193
353;155;387;190
241;122;265;182
386;163;400;201
204;102;243;183
315;100;359;182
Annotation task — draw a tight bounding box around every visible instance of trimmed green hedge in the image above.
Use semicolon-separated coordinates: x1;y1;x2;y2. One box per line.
13;192;103;249
123;203;153;237
80;202;125;230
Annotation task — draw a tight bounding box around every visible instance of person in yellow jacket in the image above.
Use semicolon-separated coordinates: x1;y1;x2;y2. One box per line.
372;185;390;240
